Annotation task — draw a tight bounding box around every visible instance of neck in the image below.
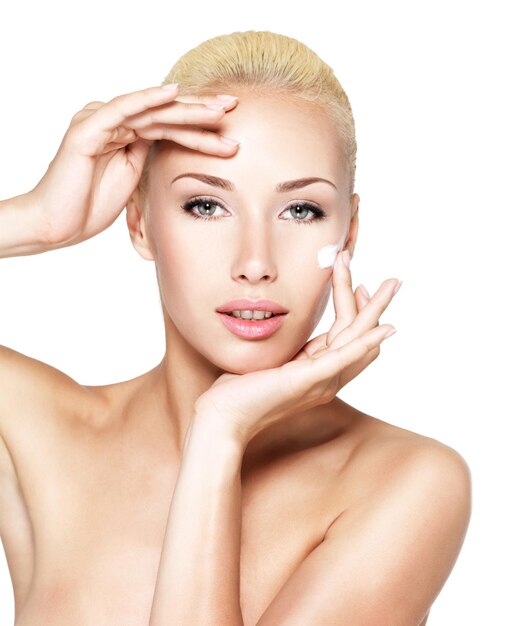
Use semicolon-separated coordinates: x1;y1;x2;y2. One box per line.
121;309;354;462
153;313;227;454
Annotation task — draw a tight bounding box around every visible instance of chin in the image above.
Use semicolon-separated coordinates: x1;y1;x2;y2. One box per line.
213;348;296;376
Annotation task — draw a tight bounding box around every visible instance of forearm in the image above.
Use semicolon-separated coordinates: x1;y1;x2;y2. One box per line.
0;192;55;258
148;415;246;626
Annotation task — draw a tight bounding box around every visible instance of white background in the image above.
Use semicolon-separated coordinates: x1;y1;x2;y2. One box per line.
1;1;522;624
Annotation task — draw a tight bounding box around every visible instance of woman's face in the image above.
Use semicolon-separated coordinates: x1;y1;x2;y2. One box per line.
130;93;358;374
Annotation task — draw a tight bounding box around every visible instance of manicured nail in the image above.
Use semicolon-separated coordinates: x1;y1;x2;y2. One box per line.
220;135;240;146
342;249;351;270
384;327;397;339
216;94;238;102
393;280;403;295
358;283;371;299
161;82;179;90
206;103;227;110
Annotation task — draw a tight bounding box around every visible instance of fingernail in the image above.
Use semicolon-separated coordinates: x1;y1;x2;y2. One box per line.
358;284;371;299
342;249;351;270
393;280;403;295
206;103;227;110
161;82;179;90
220;135;240;146
216;94;238;102
384;327;397;339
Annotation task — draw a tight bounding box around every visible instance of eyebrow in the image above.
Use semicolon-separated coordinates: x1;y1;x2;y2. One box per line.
171;172;337;192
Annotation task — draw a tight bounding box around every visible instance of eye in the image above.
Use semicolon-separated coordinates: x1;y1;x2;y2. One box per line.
281;202;327;225
180;196;228;221
179;196;327;224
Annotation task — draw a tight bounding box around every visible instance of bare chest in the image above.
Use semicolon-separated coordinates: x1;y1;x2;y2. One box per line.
2;431;345;626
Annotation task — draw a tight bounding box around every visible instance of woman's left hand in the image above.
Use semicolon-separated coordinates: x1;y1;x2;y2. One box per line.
193;250;402;447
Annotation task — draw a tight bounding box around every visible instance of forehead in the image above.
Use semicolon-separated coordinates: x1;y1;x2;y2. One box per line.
151;93;346;186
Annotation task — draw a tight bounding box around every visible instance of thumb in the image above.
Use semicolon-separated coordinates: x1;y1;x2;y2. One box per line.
126;138;154;176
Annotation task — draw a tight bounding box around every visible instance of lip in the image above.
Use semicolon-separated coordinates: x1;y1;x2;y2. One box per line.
217;311;286;340
216;299;289;314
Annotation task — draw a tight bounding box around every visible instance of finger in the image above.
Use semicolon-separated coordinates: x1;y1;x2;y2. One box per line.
92;85;182;132
123;138;153;175
355;284;370;309
124;98;238;130
133;123;240;155
70;104;105;126
104;125;139;149
354;284;377;329
338;346;380;389
333;278;400;348
174;93;239;107
82;101;106;110
327;250;357;344
73;95;236;126
290;332;328;360
70;85;182;153
307;324;395;387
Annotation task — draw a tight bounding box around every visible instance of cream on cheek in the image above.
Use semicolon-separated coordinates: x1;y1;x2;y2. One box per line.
316;229;346;269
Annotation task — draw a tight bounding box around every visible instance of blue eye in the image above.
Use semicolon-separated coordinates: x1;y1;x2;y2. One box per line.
180;197;227;220
180;196;327;224
282;202;327;224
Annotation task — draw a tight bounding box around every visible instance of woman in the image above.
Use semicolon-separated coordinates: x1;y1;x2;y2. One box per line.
0;30;471;625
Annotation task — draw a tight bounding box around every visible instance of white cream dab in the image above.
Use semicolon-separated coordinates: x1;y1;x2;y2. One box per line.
317;232;346;269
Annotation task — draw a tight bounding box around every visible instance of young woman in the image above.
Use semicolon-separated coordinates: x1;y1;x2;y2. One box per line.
0;30;471;626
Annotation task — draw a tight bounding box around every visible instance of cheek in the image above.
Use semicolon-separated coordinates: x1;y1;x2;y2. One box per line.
149;217;198;306
307;275;332;325
289;267;333;348
150;207;216;275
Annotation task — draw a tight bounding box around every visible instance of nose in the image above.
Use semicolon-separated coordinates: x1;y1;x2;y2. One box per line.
231;219;277;284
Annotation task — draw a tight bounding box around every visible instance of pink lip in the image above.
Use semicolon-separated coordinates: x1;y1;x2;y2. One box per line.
216;299;289;314
217;311;286;339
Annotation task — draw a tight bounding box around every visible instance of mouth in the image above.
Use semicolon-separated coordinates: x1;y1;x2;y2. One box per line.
222;310;284;320
216;298;289;317
215;298;288;339
216;310;287;339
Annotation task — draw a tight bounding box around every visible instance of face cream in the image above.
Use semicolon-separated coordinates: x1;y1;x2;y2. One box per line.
317;232;346;269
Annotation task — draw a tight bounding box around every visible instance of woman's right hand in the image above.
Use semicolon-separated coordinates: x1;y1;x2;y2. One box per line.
29;84;239;247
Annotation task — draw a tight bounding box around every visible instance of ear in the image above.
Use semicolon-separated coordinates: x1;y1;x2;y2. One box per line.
343;193;359;260
126;188;156;261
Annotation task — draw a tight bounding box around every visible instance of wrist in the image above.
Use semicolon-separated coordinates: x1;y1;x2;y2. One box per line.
0;191;54;258
189;410;248;454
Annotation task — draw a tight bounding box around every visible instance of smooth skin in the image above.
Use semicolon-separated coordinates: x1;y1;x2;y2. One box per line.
0;84;471;626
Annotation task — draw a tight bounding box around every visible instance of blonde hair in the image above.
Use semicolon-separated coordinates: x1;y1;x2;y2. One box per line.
138;30;357;205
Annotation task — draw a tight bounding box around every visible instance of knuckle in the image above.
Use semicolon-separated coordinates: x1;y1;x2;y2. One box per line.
108;93;122;105
63;124;83;147
83;100;104;109
70;111;85;124
138;111;154;126
110;93;131;110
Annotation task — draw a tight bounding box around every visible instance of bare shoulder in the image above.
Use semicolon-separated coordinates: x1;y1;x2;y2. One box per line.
0;344;103;442
334;397;472;539
253;402;471;625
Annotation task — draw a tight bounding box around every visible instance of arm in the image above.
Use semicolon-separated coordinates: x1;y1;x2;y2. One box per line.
255;444;471;626
149;423;471;626
148;415;245;626
0;193;55;258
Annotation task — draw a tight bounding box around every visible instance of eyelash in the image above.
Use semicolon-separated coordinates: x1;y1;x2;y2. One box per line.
179;196;327;225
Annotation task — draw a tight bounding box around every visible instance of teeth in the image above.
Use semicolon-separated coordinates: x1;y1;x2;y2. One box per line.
228;309;275;320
